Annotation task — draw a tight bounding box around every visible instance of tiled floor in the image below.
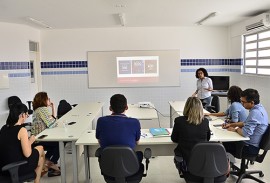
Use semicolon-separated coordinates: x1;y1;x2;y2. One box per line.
39;148;270;183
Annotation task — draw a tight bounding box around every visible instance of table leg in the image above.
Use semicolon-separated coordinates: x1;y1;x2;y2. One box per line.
72;141;78;183
170;106;173;128
84;145;90;183
59;141;66;183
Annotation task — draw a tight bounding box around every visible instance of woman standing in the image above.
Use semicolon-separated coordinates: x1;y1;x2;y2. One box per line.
0;103;44;183
208;85;248;123
192;68;213;107
31;92;61;177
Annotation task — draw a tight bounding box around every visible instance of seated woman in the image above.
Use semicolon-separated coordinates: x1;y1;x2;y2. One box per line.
171;97;211;174
31;92;60;177
208;85;248;123
0;103;44;183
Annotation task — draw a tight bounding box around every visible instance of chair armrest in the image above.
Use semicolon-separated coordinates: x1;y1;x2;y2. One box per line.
95;147;102;158
2;160;27;172
2;160;28;183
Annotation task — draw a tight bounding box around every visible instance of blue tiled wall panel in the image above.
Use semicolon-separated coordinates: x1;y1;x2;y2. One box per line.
180;58;242;66
0;59;242;77
41;71;88;75
41;61;87;68
0;62;29;70
8;73;31;77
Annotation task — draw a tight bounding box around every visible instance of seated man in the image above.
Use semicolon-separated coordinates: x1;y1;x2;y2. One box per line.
223;88;268;156
96;94;142;162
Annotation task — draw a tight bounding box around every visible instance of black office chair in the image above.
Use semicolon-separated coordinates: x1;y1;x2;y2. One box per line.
207;95;220;113
26;101;33;115
96;146;151;183
57;100;73;119
230;125;270;183
182;142;229;183
7;96;32;128
0;160;36;183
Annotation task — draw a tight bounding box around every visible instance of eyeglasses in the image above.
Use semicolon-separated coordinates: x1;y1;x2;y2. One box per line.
240;100;250;104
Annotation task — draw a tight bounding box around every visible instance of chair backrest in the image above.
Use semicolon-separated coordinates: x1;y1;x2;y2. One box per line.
99;146;140;182
57;100;72;119
255;124;270;163
259;125;270;150
188;142;228;183
8;96;22;109
211;95;220;113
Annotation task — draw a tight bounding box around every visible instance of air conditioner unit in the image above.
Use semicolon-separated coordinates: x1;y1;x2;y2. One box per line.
245;13;270;32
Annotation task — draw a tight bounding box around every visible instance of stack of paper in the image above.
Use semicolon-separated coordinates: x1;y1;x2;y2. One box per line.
149;128;170;137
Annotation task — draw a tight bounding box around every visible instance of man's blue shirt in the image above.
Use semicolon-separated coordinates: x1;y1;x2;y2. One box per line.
242;104;268;147
96;114;141;149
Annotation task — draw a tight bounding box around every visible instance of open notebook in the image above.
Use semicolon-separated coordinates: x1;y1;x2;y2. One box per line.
149;128;171;137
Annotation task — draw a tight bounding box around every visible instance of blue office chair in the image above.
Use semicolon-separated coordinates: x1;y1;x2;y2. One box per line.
96;146;151;183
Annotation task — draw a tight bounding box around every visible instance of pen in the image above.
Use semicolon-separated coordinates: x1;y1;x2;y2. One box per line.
141;133;148;138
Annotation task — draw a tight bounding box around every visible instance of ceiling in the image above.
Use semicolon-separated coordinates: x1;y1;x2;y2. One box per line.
1;0;270;30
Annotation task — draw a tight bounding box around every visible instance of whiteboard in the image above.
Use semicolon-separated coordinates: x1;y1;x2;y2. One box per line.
88;50;180;88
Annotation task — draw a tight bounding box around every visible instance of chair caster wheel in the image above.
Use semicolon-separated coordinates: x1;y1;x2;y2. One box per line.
259;172;264;177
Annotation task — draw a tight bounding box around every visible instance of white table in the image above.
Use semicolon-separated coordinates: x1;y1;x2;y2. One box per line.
92;103;159;129
36;102;104;183
169;101;211;127
76;126;248;183
126;104;158;120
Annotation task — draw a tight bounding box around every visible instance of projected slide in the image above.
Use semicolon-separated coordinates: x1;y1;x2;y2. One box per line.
117;56;159;83
87;50;180;88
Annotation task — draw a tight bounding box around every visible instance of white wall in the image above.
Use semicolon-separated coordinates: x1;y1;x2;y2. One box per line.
40;26;229;115
0;23;238;128
229;22;270;116
0;22;40;126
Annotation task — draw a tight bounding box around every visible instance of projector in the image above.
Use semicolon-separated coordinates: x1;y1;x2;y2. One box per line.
138;102;153;108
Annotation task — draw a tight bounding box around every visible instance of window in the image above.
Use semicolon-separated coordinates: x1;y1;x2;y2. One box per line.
243;29;270;75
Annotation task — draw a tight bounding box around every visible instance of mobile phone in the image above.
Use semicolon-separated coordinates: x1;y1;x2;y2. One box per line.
38;135;48;139
68;122;76;125
213;124;223;127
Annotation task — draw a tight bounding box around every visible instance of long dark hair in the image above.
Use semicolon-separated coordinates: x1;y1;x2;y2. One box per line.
6;103;28;127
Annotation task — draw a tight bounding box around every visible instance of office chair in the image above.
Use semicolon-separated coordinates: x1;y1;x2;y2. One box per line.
0;160;36;183
7;96;32;128
230;125;270;183
26;101;33;114
182;142;229;183
57;99;72;119
206;95;220;113
96;146;152;183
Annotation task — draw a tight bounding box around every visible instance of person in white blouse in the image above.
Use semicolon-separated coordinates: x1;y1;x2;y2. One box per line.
192;68;213;107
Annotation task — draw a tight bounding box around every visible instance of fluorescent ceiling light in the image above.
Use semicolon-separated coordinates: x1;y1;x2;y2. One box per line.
119;13;126;26
197;12;217;25
27;17;52;29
